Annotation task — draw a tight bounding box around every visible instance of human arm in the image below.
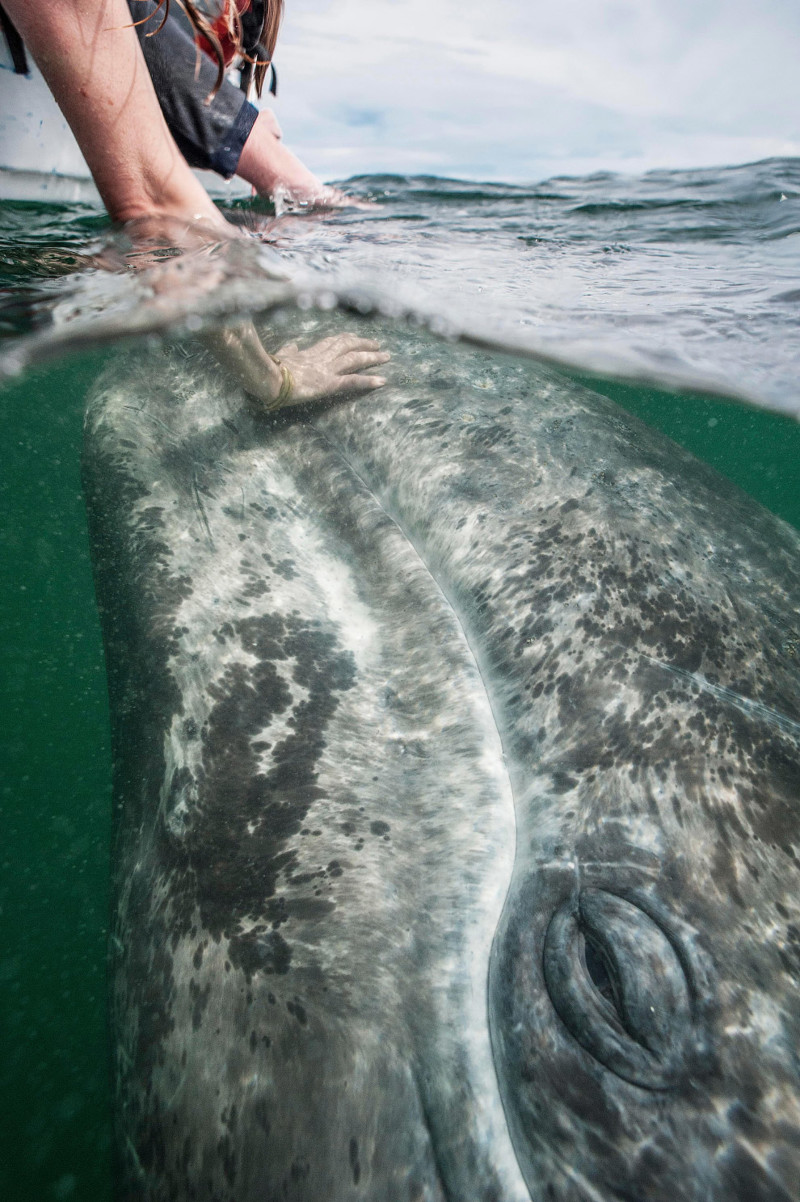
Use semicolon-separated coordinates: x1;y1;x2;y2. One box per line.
2;0;226;227
237;110;360;208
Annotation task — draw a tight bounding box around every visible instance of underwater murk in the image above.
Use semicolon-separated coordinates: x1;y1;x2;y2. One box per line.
0;160;799;1201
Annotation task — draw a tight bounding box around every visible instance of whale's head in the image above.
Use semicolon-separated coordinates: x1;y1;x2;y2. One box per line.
85;331;800;1202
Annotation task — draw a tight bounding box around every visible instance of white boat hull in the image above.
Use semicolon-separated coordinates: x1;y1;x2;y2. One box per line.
0;49;252;204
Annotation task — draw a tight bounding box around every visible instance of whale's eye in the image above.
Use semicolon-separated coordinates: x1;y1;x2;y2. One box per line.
543;889;691;1089
583;935;620;1013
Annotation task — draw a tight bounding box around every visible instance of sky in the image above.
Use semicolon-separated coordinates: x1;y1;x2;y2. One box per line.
273;0;800;183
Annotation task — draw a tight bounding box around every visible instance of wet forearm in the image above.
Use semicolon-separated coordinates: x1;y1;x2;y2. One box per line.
236;109;325;199
4;0;224;226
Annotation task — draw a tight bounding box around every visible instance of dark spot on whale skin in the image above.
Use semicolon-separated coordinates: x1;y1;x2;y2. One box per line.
247;501;277;521
327;860;343;878
728;1101;770;1142
778;925;800;980
287;898;336;923
253;1099;271;1136
290;1159;310;1184
551;771;578;793
275;558;297;580
370;820;390;836
476;423;517;451
233;930;292;978
137;1119;167;1179
349;1137;361;1185
287;999;307;1026
241;577;269;598
217;1132;237;1186
189;979;211;1031
289;870;321;886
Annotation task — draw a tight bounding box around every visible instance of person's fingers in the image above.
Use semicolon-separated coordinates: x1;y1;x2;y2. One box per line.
277;335;385;359
335;374;388;394
317;188;377;211
278;335;342;357
335;350;391;373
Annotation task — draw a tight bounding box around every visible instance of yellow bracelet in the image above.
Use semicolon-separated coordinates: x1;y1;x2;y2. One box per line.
265;357;295;411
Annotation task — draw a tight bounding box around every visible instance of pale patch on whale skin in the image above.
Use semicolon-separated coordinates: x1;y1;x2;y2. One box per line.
84;316;800;1201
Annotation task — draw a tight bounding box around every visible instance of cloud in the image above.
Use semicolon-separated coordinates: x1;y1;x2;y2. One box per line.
272;0;800;182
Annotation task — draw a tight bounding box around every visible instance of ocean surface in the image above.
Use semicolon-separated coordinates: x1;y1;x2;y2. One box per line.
0;157;798;1201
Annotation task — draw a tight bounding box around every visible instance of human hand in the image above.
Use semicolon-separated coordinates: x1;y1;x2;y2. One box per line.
273;333;390;403
203;324;389;410
274;183;378;213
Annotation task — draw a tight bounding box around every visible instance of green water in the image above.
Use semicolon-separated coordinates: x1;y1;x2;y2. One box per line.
0;338;798;1202
574;373;800;530
1;354;112;1202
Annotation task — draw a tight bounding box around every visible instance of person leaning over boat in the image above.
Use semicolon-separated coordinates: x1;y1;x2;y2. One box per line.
1;0;389;407
128;0;353;207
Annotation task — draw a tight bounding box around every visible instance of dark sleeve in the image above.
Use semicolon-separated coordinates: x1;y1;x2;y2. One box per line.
128;0;258;179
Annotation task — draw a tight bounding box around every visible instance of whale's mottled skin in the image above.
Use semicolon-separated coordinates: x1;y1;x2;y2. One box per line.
83;317;800;1202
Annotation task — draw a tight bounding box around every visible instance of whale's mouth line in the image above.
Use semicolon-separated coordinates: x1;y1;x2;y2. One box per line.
313;423;533;1202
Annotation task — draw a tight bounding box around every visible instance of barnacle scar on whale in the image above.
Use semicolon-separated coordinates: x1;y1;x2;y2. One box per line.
82;313;800;1202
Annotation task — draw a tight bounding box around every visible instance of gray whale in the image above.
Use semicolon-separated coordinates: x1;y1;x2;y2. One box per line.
82;316;800;1201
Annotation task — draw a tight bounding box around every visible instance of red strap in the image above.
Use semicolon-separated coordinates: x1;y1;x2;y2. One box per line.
195;0;252;69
